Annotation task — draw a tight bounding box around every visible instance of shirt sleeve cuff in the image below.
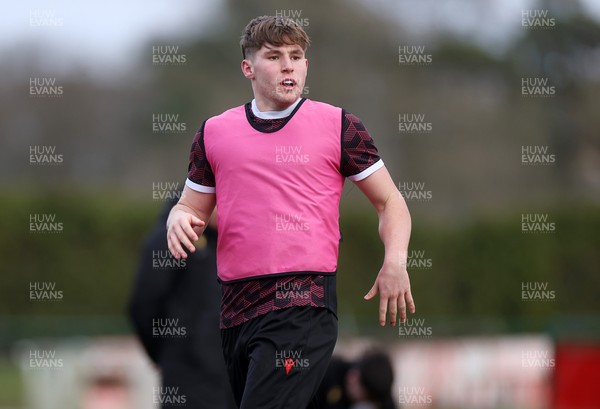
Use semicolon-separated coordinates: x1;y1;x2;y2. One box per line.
186;178;216;193
348;159;384;182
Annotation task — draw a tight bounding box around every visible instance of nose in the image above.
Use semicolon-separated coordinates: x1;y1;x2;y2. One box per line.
280;55;294;72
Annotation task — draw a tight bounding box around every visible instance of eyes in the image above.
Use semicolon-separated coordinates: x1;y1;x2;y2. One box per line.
267;55;303;61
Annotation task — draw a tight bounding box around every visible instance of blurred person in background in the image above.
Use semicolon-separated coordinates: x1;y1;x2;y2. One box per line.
167;15;414;408
80;370;132;409
129;195;236;409
316;350;396;409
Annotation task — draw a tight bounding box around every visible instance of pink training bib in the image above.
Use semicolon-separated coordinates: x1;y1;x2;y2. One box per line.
203;100;343;282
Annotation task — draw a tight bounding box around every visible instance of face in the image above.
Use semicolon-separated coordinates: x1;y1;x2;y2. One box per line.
241;43;308;111
345;368;367;402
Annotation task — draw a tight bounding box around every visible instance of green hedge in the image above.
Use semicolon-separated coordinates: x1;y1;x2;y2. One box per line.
1;192;598;338
338;204;600;334
0;191;158;317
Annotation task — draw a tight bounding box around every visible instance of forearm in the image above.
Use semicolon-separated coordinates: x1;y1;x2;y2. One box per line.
378;191;411;268
353;160;415;323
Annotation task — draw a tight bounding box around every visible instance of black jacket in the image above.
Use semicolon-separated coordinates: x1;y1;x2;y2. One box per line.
129;199;235;409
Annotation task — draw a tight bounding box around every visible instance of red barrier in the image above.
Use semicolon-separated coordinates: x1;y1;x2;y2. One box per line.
554;343;600;409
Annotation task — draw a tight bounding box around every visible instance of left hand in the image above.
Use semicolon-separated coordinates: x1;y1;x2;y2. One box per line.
364;261;415;326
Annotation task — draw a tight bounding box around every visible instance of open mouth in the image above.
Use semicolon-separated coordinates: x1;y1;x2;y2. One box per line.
280;78;296;87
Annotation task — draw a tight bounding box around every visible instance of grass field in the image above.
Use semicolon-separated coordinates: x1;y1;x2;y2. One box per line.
0;356;23;408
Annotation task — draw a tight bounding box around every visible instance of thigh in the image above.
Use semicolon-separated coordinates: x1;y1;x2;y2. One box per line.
221;324;247;407
240;307;338;409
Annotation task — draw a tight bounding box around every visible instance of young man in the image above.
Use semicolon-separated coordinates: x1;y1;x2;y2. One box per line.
167;15;415;409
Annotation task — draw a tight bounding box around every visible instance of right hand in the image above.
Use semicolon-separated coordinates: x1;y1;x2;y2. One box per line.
166;209;206;259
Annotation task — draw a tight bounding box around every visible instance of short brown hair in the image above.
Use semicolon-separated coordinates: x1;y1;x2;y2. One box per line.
240;15;310;59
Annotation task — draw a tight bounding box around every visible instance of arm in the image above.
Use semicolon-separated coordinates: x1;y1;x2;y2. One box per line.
129;230;171;364
354;166;415;326
167;185;216;259
130;199;181;364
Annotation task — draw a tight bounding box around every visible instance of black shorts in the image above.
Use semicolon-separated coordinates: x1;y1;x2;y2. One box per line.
221;306;338;409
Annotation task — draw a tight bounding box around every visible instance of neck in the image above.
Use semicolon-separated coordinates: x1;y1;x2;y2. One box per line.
253;96;301;112
251;98;302;120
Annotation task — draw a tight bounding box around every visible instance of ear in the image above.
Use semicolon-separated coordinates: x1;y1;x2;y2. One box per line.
241;59;254;79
